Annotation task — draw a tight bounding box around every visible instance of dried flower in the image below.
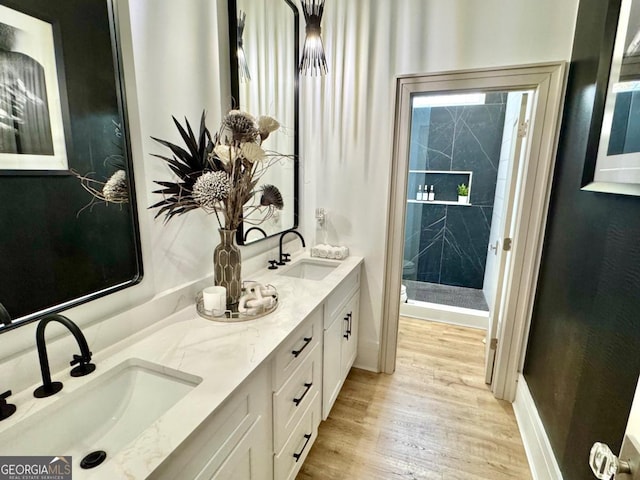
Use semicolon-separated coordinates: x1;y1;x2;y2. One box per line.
240;142;265;162
192;171;230;209
151;110;288;230
260;184;284;209
213;144;233;164
102;170;128;203
257;115;280;140
222;110;258;143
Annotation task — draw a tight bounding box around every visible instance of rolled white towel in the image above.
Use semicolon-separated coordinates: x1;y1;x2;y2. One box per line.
260;284;277;297
246;297;274;309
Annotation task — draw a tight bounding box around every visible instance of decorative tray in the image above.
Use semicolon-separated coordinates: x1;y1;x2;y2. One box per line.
196;282;279;322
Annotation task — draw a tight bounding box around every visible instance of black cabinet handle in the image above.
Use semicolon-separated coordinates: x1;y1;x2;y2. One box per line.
293;382;313;406
343;312;352;339
292;337;312;358
293;433;312;462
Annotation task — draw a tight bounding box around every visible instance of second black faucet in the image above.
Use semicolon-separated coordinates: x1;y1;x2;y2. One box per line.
277;229;306;266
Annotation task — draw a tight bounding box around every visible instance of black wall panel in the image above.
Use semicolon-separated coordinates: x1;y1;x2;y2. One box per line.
524;0;640;478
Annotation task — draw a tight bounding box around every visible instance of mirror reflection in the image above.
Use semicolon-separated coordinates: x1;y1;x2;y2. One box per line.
229;0;299;244
0;0;142;332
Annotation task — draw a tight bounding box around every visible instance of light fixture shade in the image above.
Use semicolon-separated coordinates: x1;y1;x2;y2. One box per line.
237;10;251;82
299;0;327;76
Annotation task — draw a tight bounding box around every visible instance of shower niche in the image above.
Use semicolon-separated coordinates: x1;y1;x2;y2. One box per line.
407;170;473;205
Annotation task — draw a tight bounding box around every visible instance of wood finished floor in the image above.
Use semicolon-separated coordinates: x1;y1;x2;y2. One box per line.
297;317;531;480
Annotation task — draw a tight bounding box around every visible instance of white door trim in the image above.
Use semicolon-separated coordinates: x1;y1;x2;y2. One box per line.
379;62;567;401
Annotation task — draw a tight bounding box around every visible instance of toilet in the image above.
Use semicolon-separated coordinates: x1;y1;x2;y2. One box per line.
402;259;416;278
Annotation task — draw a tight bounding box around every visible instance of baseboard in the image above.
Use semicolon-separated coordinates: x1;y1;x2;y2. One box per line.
513;374;563;480
400;301;488;330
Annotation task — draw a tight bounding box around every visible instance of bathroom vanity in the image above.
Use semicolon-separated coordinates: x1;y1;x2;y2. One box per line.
0;254;363;480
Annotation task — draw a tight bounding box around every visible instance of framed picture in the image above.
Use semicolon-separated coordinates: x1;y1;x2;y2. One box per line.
0;4;68;172
582;0;640;195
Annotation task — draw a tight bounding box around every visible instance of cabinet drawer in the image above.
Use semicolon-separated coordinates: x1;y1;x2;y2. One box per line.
273;343;321;452
325;267;360;327
274;392;321;480
272;307;322;390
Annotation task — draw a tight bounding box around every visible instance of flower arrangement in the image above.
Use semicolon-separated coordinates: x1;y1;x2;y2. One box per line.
150;110;284;230
72;120;130;214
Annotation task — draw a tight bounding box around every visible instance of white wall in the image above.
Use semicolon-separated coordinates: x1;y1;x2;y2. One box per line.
483;92;524;312
300;0;580;370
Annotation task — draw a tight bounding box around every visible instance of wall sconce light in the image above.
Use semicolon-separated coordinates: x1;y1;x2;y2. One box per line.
237;10;251;82
299;0;327;76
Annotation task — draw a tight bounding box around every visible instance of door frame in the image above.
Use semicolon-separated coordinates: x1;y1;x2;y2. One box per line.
379;62;567;401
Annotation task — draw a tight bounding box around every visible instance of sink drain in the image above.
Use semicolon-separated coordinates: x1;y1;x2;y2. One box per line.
80;450;107;469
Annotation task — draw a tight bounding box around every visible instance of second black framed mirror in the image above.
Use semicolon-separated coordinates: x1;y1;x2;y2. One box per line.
228;0;299;245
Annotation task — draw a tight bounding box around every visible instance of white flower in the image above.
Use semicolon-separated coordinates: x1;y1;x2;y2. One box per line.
192;171;230;209
257;115;280;140
240;142;265;162
214;145;233;163
102;170;128;202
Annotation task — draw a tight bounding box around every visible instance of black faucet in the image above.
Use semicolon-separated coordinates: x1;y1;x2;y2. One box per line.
243;226;268;242
0;390;16;421
33;314;95;398
278;229;306;265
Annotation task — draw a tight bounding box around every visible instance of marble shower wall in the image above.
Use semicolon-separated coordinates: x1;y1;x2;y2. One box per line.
403;93;506;289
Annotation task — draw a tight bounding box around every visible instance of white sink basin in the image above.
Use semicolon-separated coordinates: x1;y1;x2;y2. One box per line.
278;259;340;280
0;358;201;469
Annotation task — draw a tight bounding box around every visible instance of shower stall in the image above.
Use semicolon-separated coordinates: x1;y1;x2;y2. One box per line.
401;90;529;323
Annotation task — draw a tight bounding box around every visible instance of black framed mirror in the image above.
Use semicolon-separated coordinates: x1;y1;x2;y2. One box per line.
0;0;143;332
228;0;299;245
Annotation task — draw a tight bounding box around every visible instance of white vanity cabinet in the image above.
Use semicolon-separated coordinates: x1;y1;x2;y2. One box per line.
148;308;327;480
322;267;361;419
149;364;273;480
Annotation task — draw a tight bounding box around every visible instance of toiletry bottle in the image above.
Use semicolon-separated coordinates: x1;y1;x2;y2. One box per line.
428;185;435;201
416;185;422;201
422;184;428;201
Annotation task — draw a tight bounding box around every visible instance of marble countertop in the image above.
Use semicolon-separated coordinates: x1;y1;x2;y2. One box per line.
0;252;363;479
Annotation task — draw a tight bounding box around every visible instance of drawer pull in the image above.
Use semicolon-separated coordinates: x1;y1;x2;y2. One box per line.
292;337;312;358
343;312;352;339
293;382;313;406
293;433;312;462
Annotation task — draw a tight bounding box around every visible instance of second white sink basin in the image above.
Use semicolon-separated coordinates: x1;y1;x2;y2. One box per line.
0;358;201;470
278;259;340;280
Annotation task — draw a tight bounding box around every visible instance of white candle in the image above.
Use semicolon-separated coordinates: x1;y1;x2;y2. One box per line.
203;286;226;313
